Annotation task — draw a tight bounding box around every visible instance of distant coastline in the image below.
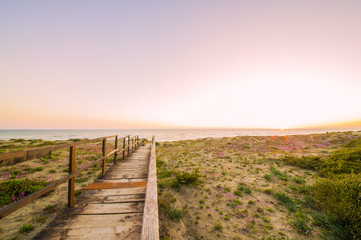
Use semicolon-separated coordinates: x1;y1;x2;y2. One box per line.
0;128;360;142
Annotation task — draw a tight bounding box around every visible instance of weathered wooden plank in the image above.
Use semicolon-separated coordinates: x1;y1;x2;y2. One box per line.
70;202;144;215
141;136;159;240
105;173;149;179
96;178;148;183
82;187;146;196
84;182;147;190
76;194;146;204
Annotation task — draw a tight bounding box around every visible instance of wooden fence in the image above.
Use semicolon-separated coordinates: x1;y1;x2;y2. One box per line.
0;135;145;219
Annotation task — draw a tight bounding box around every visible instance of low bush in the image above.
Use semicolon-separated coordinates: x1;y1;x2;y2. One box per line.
311;173;361;238
170;168;200;190
270;167;290;181
0;179;48;207
167;207;185;221
280;155;323;171
321;146;361;175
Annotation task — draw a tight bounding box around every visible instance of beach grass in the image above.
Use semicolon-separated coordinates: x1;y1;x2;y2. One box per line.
156;131;361;239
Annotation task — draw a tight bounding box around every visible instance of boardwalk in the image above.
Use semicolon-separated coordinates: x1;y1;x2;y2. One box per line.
35;144;151;240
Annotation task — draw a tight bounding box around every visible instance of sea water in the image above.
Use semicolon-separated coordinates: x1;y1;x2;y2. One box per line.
0;128;360;141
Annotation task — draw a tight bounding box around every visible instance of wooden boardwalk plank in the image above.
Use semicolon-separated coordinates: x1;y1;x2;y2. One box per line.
84;182;147;190
34;144;151;240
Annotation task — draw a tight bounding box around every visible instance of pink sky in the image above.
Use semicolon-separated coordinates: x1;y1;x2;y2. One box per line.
1;1;361;129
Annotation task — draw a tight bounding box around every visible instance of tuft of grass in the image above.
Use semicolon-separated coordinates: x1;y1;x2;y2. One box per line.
270;167;290;181
167;207;186;221
36;216;47;224
263;174;272;181
74;189;83;197
19;223;34;233
237;183;252;194
213;222;223;232
273;191;296;212
291;176;306;184
43;205;56;212
311;213;353;240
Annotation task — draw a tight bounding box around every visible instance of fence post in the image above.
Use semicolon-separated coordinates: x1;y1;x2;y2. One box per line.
128;135;130;155
131;137;134;152
123;138;125;159
102;138;107;175
114;136;118;164
68;146;76;208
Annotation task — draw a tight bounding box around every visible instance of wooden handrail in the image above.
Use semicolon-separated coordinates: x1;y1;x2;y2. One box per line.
0;135;118;167
0;134;143;219
141;135;159;239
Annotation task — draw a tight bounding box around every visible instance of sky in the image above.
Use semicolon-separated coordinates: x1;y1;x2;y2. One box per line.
1;0;361;129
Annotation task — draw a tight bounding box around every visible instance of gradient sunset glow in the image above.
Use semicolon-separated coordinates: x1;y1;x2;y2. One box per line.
1;1;361;129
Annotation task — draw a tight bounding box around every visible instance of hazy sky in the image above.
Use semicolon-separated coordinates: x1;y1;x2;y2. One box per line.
1;1;361;129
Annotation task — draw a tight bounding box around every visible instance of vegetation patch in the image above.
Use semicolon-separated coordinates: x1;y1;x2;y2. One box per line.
0;179;48;207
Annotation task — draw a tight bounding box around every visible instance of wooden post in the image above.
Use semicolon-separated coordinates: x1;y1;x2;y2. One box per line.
102;138;107;175
68;146;76;208
122;138;125;159
127;135;130;155
114;136;118;164
131;137;134;152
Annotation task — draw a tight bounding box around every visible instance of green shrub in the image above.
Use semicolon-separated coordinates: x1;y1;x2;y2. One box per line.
170;168;200;190
280;155;323;171
343;137;361;148
0;179;48;207
270;167;290;181
311;173;361;238
167;207;185;221
322;146;361;175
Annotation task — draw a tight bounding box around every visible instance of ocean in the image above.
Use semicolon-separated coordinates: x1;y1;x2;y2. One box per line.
0;128;360;142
